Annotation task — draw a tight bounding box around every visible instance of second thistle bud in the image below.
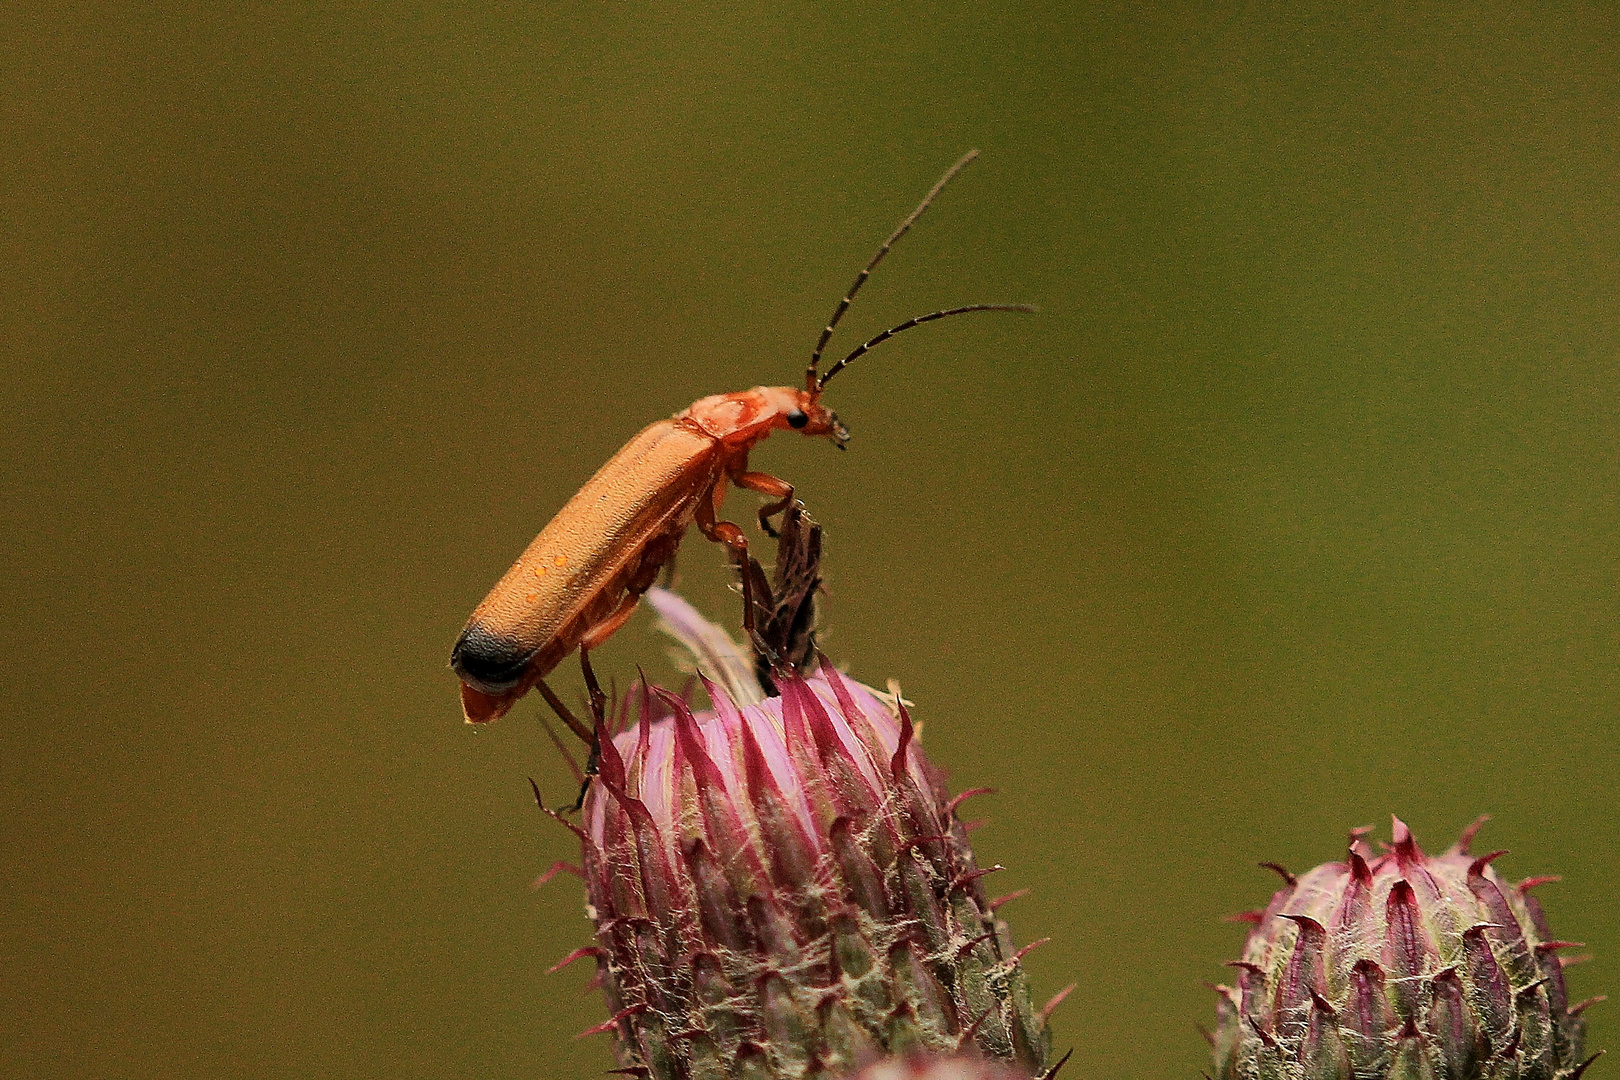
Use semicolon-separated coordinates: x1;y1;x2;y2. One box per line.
1212;817;1600;1080
567;591;1054;1080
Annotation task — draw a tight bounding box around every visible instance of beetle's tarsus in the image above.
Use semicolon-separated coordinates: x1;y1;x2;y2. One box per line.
758;497;805;540
564;753;596;814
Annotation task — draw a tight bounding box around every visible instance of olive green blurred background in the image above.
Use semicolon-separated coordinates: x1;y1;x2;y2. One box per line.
5;4;1619;1077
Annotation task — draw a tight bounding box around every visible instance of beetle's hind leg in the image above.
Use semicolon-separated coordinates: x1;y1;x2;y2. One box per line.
534;650;610;814
564;647;609;813
533;648;612;814
535;677;594;748
548;529;684;812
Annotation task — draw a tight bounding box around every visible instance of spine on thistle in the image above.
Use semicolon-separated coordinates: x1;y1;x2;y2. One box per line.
1210;816;1602;1080
552;588;1057;1080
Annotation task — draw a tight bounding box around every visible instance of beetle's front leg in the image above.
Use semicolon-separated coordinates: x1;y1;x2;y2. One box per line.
696;483;759;635
733;468;798;539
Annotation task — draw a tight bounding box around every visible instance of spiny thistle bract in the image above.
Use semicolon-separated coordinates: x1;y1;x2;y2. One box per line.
558;590;1056;1080
1211;817;1602;1080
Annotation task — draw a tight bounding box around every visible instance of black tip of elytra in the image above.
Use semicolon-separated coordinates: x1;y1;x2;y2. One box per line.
451;623;532;692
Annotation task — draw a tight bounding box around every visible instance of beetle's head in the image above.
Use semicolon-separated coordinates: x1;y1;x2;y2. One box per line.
777;385;850;449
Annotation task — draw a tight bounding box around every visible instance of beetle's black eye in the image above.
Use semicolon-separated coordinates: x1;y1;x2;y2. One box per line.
786;408;809;429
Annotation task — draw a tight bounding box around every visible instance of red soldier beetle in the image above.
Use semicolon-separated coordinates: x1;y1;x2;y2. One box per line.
450;150;1032;737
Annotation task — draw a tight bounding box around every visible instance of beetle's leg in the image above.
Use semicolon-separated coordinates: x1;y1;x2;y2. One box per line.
704;524;758;636
734;469;798;539
626;524;683;595
696;485;758;635
564;647;609;814
555;529;685;808
578;592;643;653
571;527;679;655
564;591;641;805
533;708;586;790
535;677;593;747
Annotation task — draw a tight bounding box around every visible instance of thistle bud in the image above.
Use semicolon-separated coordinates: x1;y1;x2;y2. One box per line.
1211;817;1601;1079
567;590;1054;1080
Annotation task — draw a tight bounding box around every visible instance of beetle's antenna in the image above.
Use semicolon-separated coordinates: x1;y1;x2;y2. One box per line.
806;149;981;393
817;303;1036;389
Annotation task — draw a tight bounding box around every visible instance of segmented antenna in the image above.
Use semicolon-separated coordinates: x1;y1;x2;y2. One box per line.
817;303;1036;389
805;150;981;392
